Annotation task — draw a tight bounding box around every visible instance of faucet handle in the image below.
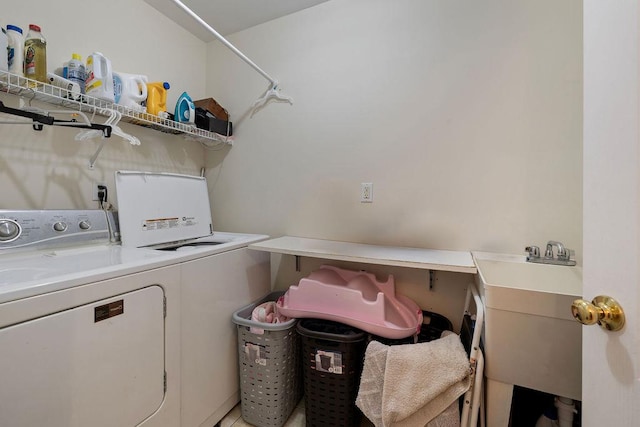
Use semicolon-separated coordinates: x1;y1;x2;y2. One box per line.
544;246;554;258
525;246;540;258
557;248;573;261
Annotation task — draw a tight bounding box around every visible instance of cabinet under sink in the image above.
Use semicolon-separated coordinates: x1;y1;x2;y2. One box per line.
473;252;582;426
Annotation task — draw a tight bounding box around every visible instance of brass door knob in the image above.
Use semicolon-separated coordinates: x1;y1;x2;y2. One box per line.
571;295;625;331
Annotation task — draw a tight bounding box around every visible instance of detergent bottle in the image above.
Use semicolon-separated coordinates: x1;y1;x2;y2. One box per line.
66;53;85;94
0;27;7;72
23;24;47;85
145;81;170;117
85;52;115;103
6;25;23;76
174;91;195;124
113;71;148;112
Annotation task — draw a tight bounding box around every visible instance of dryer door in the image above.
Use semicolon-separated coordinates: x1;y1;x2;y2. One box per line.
0;285;165;427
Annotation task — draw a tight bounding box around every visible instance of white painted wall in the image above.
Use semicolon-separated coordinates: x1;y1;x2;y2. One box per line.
0;0;584;259
204;0;583;263
0;0;208;209
0;0;584;319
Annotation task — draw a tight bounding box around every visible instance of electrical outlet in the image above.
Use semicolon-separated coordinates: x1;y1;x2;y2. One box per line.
91;182;107;201
361;182;373;203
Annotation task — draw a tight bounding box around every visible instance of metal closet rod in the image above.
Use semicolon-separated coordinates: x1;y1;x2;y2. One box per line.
0;101;112;136
170;0;276;86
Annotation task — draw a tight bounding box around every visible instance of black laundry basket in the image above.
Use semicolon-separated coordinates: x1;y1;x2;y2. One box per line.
370;310;454;346
418;310;454;342
296;319;368;427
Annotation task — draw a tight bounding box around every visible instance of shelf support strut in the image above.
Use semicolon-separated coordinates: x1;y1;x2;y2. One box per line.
169;0;276;86
169;0;294;115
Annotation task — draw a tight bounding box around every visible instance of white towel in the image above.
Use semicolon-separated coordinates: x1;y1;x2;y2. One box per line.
356;334;470;427
356;340;388;426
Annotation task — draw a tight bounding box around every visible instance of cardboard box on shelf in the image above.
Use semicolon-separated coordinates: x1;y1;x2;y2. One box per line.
193;98;229;121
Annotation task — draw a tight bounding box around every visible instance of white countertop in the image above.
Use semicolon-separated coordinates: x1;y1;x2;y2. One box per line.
249;236;477;274
0;232;269;304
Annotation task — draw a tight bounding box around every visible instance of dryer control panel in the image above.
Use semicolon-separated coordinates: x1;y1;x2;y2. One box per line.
0;210;112;250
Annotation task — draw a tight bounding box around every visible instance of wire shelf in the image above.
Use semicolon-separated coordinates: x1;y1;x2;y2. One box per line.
0;70;232;145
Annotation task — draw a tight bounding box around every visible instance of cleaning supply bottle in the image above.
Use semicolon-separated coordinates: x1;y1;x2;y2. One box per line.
174;91;195;124
113;71;148;112
145;81;170;117
67;53;85;95
6;25;24;76
0;27;7;72
23;24;47;85
47;72;81;101
85;52;114;103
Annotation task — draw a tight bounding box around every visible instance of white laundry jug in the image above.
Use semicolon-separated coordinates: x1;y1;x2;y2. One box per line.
85;52;115;103
0;27;8;72
113;71;148;112
6;25;24;76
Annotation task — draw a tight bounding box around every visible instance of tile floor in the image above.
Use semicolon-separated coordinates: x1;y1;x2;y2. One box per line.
219;399;375;427
219;400;305;427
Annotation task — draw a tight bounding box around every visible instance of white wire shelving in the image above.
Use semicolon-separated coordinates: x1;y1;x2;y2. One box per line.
0;70;232;146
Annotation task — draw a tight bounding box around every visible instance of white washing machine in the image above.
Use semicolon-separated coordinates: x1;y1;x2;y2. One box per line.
115;171;271;427
178;245;270;427
0;173;271;427
0;210;183;427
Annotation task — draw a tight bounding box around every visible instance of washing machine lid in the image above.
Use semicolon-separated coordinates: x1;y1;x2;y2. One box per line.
115;171;213;248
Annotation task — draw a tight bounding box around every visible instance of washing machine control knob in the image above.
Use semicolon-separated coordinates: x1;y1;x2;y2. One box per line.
78;220;91;230
0;219;20;241
53;222;68;232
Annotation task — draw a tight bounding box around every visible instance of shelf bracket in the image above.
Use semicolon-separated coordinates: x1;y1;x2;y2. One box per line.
295;255;301;272
88;138;108;169
428;270;435;290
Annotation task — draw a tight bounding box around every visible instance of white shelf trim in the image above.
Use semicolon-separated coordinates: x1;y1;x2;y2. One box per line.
249;236;477;274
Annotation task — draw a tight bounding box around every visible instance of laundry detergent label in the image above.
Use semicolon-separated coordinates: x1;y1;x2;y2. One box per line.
314;350;343;374
244;342;267;366
141;216;197;231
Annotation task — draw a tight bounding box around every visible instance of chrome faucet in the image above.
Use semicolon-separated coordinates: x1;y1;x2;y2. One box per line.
525;240;576;266
545;240;569;260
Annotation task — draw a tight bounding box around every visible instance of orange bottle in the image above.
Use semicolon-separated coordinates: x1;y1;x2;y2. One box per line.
145;82;170;117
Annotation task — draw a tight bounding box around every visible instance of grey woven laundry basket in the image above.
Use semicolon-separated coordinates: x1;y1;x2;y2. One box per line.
232;291;302;427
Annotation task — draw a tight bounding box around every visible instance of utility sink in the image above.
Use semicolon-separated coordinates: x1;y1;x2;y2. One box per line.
473;252;582;401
